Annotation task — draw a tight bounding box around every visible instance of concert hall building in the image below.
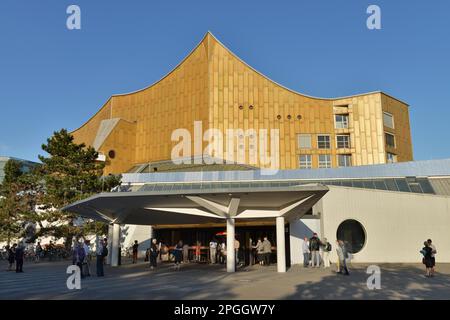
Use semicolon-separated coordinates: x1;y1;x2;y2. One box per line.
64;32;450;271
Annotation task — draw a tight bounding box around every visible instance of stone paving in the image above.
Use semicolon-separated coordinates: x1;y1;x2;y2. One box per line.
1;259;450;300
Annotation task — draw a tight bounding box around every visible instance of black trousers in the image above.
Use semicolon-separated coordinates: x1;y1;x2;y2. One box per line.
96;255;104;276
16;259;23;272
264;253;271;266
150;255;157;268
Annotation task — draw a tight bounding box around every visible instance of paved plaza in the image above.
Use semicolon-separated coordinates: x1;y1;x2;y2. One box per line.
1;259;450;300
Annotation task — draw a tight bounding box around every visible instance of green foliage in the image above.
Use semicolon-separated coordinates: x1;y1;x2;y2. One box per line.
0;129;121;245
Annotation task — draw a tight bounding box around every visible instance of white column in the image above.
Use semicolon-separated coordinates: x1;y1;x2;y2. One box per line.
106;223;113;265
276;216;286;272
111;223;121;267
226;218;235;273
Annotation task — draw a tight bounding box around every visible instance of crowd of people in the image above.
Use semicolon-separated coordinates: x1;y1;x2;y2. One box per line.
2;234;438;279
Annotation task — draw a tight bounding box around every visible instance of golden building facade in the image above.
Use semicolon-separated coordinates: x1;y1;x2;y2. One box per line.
71;32;413;175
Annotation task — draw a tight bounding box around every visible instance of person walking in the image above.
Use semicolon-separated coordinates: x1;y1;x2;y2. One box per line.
322;238;332;268
96;239;106;277
7;244;16;271
73;242;86;278
262;237;272;266
302;237;310;268
421;241;434;277
149;238;159;270
132;240;139;264
15;243;25;273
219;241;226;264
209;238;218;264
173;240;183;270
195;241;201;262
427;239;437;276
309;233;321;268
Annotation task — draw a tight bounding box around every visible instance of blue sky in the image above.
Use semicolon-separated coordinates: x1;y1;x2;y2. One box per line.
0;0;449;162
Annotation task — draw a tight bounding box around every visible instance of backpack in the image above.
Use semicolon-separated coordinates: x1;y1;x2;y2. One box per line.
326;243;332;252
102;246;108;257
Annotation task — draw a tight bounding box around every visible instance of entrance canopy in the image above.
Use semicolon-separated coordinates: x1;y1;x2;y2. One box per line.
62;184;328;226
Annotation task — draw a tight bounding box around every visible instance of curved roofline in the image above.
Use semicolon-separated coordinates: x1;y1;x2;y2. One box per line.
71;31;409;133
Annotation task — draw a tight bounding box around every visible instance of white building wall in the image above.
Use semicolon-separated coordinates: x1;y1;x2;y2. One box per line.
289;218;321;265
121;224;152;258
321;186;450;263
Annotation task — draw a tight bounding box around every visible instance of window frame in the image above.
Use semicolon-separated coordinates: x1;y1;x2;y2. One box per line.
384;132;396;148
298;154;313;169
318;154;332;168
383;111;395;129
334;114;349;129
337;154;352;167
317;135;331;149
297;134;312;149
336;134;351;149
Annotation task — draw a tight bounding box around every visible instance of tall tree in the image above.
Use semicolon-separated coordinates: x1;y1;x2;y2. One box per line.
36;129;120;248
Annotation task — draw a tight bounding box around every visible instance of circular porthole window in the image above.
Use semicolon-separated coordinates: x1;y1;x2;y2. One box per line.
108;150;116;159
287;115;292;120
336;219;366;254
277;115;282;120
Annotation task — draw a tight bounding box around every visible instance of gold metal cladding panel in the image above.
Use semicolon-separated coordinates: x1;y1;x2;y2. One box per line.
381;94;413;162
70;32;413;174
72;38;210;166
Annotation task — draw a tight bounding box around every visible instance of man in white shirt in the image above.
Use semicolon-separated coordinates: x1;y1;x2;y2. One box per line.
209;239;218;264
302;237;310;268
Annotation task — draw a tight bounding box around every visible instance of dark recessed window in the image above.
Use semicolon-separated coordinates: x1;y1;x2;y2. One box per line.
287;115;292;120
108;150;116;159
336;219;366;254
277;115;281;120
153;167;158;172
297;115;302;120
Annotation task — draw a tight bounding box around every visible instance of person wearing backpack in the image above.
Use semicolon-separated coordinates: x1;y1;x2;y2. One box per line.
322;238;332;268
309;233;321;268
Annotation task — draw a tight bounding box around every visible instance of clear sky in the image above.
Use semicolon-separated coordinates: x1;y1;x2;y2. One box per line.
0;0;449;162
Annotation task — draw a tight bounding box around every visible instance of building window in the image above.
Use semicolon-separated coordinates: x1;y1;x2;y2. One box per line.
338;154;352;167
317;135;331;149
383;112;394;129
299;155;312;169
336;135;350;149
336;219;366;254
385;132;396;148
387;152;397;163
318;154;331;168
297;134;311;149
335;114;349;129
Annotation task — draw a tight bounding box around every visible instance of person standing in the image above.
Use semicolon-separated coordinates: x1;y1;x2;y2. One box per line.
309;233;321;268
209;238;218;264
254;239;264;265
421;241;434;277
427;239;437;276
149;239;159;270
35;242;42;263
336;240;349;275
15;243;25;273
173;240;183;270
132;240;139;264
322;238;332;268
182;243;189;263
234;237;240;265
302;237;310;268
82;240;91;277
262;237;272;266
219;241;226;264
7;244;16;271
195;241;201;262
96;239;106;277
